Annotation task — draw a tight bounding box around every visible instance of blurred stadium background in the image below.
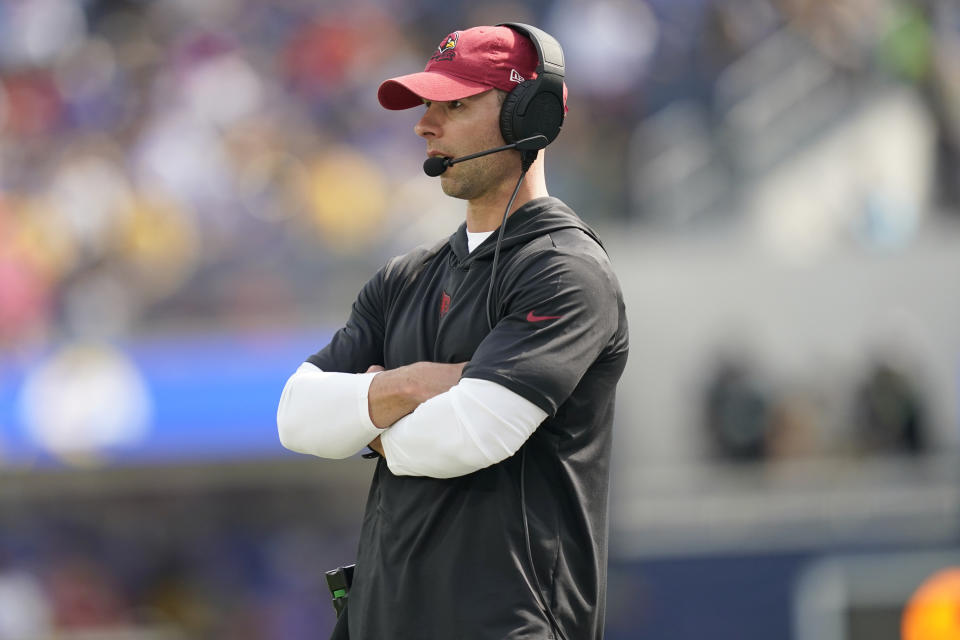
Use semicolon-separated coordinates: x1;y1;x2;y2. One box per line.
0;0;958;638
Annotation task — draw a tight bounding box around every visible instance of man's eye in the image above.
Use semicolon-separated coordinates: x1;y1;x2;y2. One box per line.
449;100;463;109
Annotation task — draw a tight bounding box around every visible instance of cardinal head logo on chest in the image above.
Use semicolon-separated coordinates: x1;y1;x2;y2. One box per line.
439;291;452;317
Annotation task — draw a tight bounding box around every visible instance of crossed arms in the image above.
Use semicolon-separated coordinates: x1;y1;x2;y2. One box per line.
277;360;547;478
363;361;465;455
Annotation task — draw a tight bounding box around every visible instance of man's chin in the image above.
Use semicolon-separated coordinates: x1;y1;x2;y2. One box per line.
439;177;470;200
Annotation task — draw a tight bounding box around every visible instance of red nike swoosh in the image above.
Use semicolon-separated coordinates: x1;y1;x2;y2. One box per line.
526;311;563;322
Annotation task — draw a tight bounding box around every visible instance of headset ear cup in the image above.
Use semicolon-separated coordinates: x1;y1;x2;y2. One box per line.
526;92;563;144
499;83;530;145
500;80;564;146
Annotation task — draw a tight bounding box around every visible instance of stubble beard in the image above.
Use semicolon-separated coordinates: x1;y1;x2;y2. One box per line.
439;150;514;201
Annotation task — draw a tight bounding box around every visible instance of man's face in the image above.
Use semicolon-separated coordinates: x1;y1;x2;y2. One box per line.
415;90;514;201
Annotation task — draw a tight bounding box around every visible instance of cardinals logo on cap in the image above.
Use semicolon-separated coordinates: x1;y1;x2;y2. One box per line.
430;32;459;62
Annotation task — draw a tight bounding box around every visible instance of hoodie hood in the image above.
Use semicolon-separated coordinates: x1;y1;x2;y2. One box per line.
448;197;603;263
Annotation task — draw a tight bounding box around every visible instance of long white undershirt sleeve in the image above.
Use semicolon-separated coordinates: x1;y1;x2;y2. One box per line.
277;362;382;459
276;362;548;477
379;378;548;477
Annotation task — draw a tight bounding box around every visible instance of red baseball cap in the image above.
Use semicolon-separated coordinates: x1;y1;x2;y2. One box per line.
378;25;566;111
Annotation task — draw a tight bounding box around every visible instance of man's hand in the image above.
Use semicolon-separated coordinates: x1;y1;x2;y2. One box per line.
366;361;467;429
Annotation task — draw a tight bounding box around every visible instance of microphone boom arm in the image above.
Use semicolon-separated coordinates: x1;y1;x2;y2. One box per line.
423;135;549;177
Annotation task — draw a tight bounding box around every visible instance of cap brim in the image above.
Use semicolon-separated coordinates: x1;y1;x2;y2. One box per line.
378;71;492;110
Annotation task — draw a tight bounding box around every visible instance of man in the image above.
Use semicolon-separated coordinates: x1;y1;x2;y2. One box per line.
277;24;628;640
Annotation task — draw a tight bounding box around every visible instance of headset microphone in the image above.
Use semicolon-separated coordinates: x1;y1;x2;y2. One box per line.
422;134;548;177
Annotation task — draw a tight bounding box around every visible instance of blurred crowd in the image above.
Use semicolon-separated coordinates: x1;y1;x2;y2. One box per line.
1;0;958;354
701;349;930;462
0;481;360;639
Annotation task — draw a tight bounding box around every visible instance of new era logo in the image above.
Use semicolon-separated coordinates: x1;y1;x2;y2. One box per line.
509;69;525;83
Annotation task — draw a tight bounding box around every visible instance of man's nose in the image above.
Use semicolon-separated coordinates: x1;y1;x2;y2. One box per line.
415;105;440;139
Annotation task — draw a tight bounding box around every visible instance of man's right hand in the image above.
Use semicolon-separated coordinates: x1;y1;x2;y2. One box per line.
367;361;467;429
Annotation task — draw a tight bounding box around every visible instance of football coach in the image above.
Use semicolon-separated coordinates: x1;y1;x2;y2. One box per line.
278;22;629;640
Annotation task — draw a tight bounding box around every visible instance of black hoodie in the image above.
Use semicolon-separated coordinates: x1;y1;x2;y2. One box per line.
309;196;629;640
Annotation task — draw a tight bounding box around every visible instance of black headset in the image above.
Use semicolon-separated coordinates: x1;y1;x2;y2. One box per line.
491;29;570;640
496;23;566;147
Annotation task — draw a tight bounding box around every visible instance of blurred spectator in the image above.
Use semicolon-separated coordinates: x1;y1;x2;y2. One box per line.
547;0;658;101
765;389;823;459
0;558;52;640
46;554;130;630
702;355;774;461
852;359;928;454
885;0;960;211
0;204;56;350
778;0;882;71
